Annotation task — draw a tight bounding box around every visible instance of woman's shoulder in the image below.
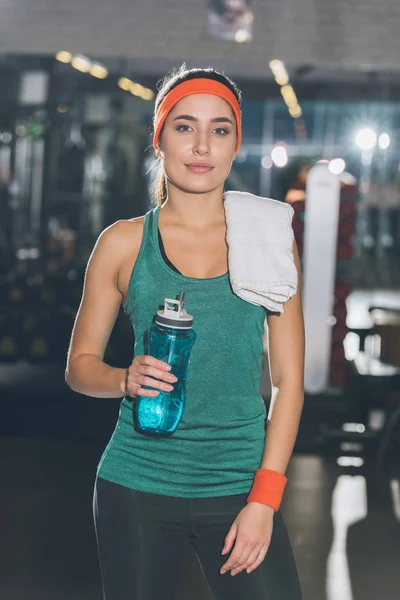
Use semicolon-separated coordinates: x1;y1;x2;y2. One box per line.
92;216;147;266
108;215;146;234
100;215;145;244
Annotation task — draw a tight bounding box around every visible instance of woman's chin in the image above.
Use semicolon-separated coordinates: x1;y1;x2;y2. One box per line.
171;178;224;195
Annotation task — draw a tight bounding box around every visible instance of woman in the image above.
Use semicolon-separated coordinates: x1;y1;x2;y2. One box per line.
65;65;305;599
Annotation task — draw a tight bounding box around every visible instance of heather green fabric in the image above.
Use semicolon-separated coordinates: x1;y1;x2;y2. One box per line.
97;205;267;497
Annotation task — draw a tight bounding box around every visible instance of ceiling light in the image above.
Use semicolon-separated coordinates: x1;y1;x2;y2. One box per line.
71;55;91;73
288;104;302;118
235;29;250;43
118;77;133;91
141;88;155;101
329;158;346;175
271;145;288;168
274;73;289;86
269;60;289;81
269;59;285;71
130;83;145;96
355;128;377;151
378;132;391;150
281;85;297;104
243;11;254;23
56;51;72;64
90;64;108;79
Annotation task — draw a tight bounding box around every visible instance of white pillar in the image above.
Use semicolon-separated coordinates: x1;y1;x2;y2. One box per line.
303;163;341;393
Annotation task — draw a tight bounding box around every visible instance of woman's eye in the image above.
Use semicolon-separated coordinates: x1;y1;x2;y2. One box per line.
176;125;230;135
214;128;229;135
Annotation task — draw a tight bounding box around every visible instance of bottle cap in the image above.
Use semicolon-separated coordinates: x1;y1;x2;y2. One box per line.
155;292;193;330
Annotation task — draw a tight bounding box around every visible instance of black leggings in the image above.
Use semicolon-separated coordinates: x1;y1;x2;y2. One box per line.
93;476;302;600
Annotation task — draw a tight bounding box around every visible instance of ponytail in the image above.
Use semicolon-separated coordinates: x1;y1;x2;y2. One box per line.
154;163;168;206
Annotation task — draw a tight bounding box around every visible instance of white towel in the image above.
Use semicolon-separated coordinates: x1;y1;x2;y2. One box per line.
223;190;297;314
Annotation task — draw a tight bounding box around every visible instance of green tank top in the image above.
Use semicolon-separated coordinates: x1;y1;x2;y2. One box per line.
97;204;268;498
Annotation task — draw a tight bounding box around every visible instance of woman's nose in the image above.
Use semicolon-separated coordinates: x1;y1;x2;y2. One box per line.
193;132;210;154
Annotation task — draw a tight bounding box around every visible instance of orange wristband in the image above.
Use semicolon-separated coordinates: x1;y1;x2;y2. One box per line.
246;469;288;512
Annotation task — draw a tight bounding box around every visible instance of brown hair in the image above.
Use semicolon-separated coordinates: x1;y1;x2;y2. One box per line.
152;64;242;206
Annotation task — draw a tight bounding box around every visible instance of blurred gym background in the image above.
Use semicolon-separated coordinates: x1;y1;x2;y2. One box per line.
1;1;400;599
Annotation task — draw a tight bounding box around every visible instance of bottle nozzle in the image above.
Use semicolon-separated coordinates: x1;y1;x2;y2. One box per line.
155;291;193;329
177;291;185;305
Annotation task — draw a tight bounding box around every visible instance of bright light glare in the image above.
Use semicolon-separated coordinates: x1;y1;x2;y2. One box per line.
340;442;364;452
327;475;367;600
56;51;72;64
337;456;364;467
275;73;289;86
130;83;145;96
243;11;254;23
261;155;273;169
269;59;285;70
235;29;250;43
269;60;289;86
271;145;288;168
288;104;302;118
118;77;133;91
71;55;91;73
355;128;377;150
141;88;155;101
378;132;391;150
342;422;366;433
90;64;108;79
280;85;297;105
329;158;346;175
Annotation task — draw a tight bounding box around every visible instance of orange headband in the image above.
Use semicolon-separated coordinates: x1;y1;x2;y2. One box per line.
153;78;242;153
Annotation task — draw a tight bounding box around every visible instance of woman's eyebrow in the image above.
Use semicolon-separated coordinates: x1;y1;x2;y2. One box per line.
173;114;234;125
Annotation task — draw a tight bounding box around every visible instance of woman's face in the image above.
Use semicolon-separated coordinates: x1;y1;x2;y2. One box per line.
156;93;238;196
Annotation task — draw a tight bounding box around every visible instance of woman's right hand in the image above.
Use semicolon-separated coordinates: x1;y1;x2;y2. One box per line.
125;355;178;397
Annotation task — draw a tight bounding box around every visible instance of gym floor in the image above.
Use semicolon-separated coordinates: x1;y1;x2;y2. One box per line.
1;287;400;599
2;437;399;600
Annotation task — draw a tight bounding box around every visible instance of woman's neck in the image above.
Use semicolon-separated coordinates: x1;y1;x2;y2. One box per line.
160;186;226;231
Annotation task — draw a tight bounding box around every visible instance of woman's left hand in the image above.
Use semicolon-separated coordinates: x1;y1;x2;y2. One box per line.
220;502;274;576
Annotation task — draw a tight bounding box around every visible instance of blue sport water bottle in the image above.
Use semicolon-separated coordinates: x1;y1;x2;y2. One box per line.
135;291;196;435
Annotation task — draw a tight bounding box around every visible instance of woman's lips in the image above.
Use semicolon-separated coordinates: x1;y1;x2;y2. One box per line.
185;163;214;173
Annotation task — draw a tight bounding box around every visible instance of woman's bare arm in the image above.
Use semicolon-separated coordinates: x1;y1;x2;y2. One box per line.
65;220;141;398
260;240;305;473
